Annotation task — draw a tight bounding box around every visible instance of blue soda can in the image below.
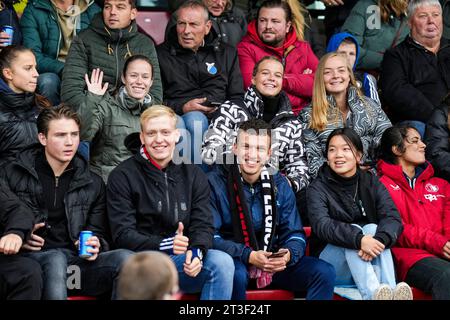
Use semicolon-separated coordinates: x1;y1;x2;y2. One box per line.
79;230;94;258
2;26;14;46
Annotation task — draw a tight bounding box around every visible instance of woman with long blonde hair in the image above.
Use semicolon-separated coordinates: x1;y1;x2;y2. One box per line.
298;52;391;180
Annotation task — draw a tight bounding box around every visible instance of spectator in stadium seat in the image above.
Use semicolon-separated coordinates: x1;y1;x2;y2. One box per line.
341;0;409;71
20;0;101;105
117;251;180;300
79;55;157;183
0;0;22;47
202;56;310;194
107;105;234;300
326;32;380;104
0;181;43;300
61;0;162;110
208;118;335;300
425;92;450;182
378;125;450;300
380;0;450;138
1;105;132;300
298;52;391;181
237;0;318;114
307;127;412;300
157;0;243;168
0;46;52;166
167;0;247;47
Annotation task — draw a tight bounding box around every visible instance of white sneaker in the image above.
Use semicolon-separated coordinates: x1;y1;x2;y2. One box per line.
393;282;413;300
372;284;393;300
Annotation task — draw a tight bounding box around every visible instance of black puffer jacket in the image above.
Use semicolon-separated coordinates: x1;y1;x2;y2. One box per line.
425;104;450;181
0;145;110;250
157;24;244;115
306;165;403;257
0;181;34;241
0;79;40;166
107;153;214;253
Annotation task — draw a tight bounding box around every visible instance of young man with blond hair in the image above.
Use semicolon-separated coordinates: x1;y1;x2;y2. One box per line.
107;105;234;300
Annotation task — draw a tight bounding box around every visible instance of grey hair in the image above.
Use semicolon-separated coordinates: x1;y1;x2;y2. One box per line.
175;0;210;22
407;0;442;20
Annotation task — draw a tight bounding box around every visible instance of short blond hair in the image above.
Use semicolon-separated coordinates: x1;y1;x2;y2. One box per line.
140;105;178;131
118;252;179;300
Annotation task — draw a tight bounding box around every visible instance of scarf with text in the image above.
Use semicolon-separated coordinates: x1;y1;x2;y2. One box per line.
227;162;277;288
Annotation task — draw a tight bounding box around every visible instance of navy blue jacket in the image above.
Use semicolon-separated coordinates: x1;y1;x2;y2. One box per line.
208;166;306;266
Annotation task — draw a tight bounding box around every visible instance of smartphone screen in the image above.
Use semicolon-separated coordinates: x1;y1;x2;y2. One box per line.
270;250;288;258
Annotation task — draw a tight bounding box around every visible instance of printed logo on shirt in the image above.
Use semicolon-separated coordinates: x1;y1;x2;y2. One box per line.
206;62;217;75
390;184;400;191
424;194;445;202
425;183;439;193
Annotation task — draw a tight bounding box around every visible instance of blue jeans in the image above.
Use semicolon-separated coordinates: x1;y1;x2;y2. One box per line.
181;111;210;172
171;249;234;300
38;72;61;106
232;256;335;300
397;120;426;139
319;223;396;300
22;248;133;300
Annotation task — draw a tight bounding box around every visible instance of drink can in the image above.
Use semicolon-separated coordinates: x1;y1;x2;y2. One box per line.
2;26;14;46
79;230;94;258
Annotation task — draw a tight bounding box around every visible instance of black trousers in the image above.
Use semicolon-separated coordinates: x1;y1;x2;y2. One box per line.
406;256;450;300
0;254;42;300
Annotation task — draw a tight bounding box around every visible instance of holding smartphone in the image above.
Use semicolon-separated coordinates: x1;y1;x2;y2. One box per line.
270;249;288;258
204;100;222;108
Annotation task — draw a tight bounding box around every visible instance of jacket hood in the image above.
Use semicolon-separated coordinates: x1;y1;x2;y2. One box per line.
246;20;297;56
326;32;360;70
117;86;152;113
377;159;435;187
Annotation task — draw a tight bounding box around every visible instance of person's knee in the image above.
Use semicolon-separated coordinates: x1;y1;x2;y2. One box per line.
38;73;61;89
362;223;378;236
313;260;336;285
204;250;234;281
182;111;208;131
111;249;134;270
16;258;42;283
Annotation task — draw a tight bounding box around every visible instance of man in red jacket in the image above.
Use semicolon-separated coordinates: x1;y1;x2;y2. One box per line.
237;0;318;114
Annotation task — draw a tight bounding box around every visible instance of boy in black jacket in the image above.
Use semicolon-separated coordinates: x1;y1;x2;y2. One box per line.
1;105;132;300
107;105;234;300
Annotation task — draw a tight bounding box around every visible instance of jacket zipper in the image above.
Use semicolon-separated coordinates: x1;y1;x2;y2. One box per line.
164;172;176;223
114;30;122;89
54;175;59;207
50;13;62;59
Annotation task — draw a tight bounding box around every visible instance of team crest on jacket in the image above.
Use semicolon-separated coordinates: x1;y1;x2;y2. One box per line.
206;62;217;75
425;183;439;192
